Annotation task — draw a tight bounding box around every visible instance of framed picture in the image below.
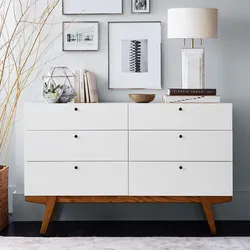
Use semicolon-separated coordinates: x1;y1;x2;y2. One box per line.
62;22;99;51
108;22;162;89
62;0;123;15
131;0;150;13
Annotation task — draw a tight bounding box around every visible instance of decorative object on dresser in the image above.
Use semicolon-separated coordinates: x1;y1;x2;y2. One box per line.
108;22;162;90
25;103;233;235
62;0;123;15
0;166;8;232
43;67;76;103
62;22;99;51
74;70;99;103
129;94;155;103
132;0;150;13
167;8;218;89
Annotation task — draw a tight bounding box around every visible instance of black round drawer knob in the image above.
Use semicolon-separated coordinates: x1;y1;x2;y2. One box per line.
179;166;183;170
179;135;183;139
75;166;78;170
74;135;78;138
179;108;183;111
74;108;78;111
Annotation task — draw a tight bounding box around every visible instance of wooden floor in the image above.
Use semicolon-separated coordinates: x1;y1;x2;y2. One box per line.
1;216;250;237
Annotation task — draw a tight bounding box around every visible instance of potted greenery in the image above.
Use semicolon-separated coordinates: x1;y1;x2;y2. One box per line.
0;0;59;231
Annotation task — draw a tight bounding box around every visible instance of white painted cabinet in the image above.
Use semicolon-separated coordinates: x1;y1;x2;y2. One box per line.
24;103;233;197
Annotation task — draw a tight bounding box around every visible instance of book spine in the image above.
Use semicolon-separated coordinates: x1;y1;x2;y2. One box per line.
162;95;220;103
84;72;90;103
79;69;86;103
168;89;217;96
87;72;99;103
74;69;80;103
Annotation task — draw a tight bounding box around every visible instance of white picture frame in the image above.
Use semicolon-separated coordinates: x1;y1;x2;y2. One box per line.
131;0;150;13
63;22;99;52
108;22;162;90
182;49;205;89
62;0;123;15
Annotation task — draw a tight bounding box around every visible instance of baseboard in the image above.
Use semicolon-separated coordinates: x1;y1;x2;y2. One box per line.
12;192;250;221
8;186;16;213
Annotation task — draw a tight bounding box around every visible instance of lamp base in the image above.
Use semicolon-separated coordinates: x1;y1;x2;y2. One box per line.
181;48;205;89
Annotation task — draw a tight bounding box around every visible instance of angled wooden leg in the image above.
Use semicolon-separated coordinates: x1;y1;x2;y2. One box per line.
201;198;216;235
40;197;57;235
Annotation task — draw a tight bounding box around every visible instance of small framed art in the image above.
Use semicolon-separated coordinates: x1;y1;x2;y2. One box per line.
62;0;123;15
62;22;99;51
131;0;150;13
108;22;162;89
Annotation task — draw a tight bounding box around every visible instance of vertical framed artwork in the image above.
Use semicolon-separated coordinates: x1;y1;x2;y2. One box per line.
62;0;123;15
62;22;99;51
108;22;162;89
131;0;150;13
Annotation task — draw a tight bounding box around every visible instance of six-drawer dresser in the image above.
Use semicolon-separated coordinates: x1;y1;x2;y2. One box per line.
24;103;233;235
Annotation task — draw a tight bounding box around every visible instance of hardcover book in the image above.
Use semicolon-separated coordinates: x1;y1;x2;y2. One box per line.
168;89;217;96
162;95;220;103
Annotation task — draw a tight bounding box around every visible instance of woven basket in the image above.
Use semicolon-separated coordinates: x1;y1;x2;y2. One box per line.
0;165;8;231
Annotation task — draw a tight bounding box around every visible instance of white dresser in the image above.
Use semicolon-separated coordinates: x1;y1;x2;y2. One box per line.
24;103;233;235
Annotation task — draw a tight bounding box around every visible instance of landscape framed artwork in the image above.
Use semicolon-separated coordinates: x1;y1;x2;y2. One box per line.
108;22;162;89
62;0;123;15
62;22;99;51
131;0;150;13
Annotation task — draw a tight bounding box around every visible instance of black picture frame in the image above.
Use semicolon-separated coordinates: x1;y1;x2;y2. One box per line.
62;22;99;52
131;0;150;14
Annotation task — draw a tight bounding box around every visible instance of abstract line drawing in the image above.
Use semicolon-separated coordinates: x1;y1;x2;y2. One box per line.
122;39;148;73
129;40;142;72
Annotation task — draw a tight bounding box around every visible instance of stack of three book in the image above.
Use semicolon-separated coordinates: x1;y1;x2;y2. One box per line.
74;69;99;103
162;89;220;103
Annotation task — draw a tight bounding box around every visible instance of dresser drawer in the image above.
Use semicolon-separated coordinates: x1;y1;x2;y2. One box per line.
129;131;232;162
25;131;128;161
129;104;232;130
129;162;232;196
25;103;128;130
25;162;128;196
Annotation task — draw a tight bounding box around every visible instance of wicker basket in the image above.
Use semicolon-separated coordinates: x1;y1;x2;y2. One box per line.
0;165;8;231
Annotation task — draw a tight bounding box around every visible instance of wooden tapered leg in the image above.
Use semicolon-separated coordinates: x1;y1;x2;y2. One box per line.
40;197;57;235
201;198;216;235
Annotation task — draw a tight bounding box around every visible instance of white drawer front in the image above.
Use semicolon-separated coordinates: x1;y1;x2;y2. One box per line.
129;162;232;196
25;162;128;196
25;104;128;130
129;131;232;162
25;131;128;161
129;104;232;130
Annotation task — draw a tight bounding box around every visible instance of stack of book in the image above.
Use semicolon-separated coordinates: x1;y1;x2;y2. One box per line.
162;89;220;103
74;69;99;103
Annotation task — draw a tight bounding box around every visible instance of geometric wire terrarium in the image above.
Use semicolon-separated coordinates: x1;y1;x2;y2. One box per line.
43;67;76;103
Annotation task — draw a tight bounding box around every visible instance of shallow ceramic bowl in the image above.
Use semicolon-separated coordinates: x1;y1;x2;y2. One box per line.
129;94;156;103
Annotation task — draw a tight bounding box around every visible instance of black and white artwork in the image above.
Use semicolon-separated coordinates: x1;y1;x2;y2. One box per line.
122;40;148;73
109;22;162;89
63;22;99;51
132;0;150;13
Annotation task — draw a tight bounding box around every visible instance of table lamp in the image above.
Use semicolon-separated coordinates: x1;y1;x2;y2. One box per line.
167;8;218;89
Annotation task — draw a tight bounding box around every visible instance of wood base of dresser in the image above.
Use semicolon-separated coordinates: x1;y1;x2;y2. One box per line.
25;196;232;235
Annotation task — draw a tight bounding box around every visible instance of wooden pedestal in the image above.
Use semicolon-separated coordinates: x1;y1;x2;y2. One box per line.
25;196;232;235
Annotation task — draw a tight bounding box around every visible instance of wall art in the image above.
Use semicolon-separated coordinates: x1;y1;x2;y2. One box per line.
62;22;99;51
63;0;123;15
132;0;150;13
108;22;162;89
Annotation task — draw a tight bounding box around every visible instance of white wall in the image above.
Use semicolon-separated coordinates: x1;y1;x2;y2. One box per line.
10;0;250;220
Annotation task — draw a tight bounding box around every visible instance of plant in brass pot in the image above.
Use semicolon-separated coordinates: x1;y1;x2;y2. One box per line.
0;0;59;231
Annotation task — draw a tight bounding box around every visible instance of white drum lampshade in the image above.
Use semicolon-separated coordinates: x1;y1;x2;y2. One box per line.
167;8;218;89
168;8;218;39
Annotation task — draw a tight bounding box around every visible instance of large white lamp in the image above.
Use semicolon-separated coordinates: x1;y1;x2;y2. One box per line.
168;8;218;89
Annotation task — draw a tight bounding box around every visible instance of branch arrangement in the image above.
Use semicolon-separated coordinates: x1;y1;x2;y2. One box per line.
0;0;59;162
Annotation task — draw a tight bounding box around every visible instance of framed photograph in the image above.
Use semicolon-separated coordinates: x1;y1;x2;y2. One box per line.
132;0;150;13
108;22;162;89
62;22;99;51
62;0;123;15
